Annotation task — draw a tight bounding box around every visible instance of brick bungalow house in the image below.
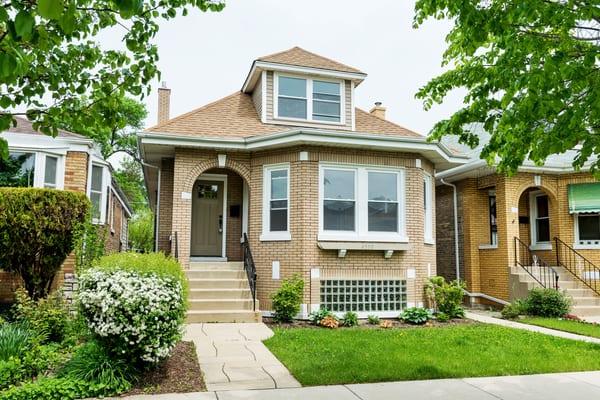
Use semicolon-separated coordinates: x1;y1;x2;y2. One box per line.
435;136;600;317
139;47;467;322
0;117;132;301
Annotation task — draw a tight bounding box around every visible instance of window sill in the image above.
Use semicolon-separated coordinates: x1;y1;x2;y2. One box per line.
273;116;345;127
424;238;435;245
573;243;600;250
478;244;498;250
318;233;409;243
529;243;552;251
260;232;291;242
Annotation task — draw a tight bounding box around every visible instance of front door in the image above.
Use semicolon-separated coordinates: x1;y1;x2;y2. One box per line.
191;180;224;257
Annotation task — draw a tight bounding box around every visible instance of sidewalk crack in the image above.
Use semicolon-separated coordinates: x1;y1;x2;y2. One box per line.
221;363;231;383
261;366;278;389
244;343;258;361
462;379;503;400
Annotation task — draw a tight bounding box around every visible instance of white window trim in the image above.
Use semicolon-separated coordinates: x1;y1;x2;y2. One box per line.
574;213;600;249
318;163;407;243
424;174;434;244
6;149;65;190
88;163;109;225
273;72;345;126
261;163;291;241
529;190;552;250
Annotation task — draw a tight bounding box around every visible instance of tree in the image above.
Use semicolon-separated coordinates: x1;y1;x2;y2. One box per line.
414;0;600;174
0;0;225;159
128;208;154;252
113;157;148;212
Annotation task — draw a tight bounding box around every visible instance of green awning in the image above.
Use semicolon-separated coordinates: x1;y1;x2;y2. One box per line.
568;183;600;214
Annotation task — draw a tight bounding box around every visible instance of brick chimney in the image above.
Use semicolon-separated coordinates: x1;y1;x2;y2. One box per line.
369;101;386;120
157;82;171;124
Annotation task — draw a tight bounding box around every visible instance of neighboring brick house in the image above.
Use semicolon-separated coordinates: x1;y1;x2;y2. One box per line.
0;117;132;302
435;137;600;317
139;47;467;321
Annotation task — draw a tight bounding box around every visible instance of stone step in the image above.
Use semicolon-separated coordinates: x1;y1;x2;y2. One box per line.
188;278;249;289
189;261;244;271
189;299;256;311
189;288;252;300
185;269;246;279
571;305;600;317
571;297;600;307
186;310;261;323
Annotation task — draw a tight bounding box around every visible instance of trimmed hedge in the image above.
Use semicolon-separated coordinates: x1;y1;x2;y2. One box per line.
0;188;89;299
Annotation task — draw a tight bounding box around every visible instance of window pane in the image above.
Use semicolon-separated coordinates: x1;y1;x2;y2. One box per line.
271;175;287;200
324;169;354;199
536;195;549;218
313;100;340;117
270;200;288;210
368;202;398;232
324;200;355;231
0;152;35;187
368;172;397;201
537;218;550;242
271;169;287;179
270;209;287;231
44;156;57;186
579;215;600;240
91;165;103;191
279;76;306;97
278;97;307;119
313;114;341;122
313;80;339;95
90;192;101;219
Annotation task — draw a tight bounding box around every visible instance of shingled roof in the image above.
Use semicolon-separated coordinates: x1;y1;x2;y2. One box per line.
7;116;86;138
146;92;421;138
257;47;364;74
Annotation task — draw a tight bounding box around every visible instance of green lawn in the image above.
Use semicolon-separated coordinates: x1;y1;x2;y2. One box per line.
263;324;600;386
519;317;600;339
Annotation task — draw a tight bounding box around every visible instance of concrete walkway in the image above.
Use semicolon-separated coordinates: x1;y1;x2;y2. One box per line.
466;311;600;344
183;323;300;391
114;371;600;399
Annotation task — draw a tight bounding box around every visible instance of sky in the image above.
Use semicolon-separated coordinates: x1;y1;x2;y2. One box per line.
110;0;464;136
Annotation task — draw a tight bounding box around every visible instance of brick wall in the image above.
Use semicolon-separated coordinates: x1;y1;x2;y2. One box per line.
167;145;437;311
104;191;126;253
157;158;174;253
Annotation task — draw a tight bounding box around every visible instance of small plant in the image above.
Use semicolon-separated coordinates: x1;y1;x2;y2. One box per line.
399;307;432;325
501;300;525;320
320;315;339;329
425;276;466;318
435;312;450;322
59;341;136;392
524;288;572;318
308;307;333;325
73;214;106;273
13;289;70;343
379;320;393;329
0;323;35;361
342;311;358;327
271;275;304;323
367;315;380;325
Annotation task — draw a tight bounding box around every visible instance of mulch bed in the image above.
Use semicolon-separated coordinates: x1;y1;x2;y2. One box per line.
124;341;206;396
264;317;473;329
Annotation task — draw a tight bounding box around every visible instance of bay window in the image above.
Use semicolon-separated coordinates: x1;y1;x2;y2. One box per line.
261;164;290;241
43;155;58;188
0;151;63;189
320;165;406;242
90;164;104;221
275;73;343;123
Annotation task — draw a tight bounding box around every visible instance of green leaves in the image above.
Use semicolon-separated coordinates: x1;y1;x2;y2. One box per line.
38;0;64;20
14;11;35;39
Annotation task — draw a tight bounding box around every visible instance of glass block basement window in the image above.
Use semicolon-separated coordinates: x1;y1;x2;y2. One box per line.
320;279;407;312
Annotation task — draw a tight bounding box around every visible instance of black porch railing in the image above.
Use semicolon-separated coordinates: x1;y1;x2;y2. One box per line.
242;233;257;311
514;237;559;289
555;236;600;296
173;231;179;260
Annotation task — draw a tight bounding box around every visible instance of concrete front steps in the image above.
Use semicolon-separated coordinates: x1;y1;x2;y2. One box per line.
510;265;600;317
186;261;261;323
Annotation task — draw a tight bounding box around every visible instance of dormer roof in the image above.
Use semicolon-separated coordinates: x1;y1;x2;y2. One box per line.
242;47;367;93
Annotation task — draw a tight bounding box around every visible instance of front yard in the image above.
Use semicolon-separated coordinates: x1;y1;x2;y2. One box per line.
263;323;600;386
519;317;600;339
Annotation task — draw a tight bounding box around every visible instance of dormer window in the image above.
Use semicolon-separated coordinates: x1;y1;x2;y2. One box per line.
275;73;343;124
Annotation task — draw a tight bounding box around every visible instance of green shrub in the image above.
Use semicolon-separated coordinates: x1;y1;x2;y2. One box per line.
342;311;358;327
524;288;572;317
73;215;106;273
501;300;526;320
59;341;136;391
399;307;432;325
435;312;450;322
0;376;126;400
128;208;154;252
0;343;68;391
367;315;380;325
0;323;34;361
271;275;304;322
0;358;24;391
308;308;333;325
0;188;89;300
425;276;466;318
12;289;70;343
79;253;187;365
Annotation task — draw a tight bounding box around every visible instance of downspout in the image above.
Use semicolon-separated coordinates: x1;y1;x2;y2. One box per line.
141;162;161;252
440;178;460;281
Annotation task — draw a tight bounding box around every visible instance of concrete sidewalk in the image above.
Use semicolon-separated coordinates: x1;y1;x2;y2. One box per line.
114;371;600;399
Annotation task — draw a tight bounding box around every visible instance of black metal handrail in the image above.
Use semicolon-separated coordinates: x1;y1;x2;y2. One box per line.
173;231;179;260
514;237;559;289
554;236;600;296
242;233;257;311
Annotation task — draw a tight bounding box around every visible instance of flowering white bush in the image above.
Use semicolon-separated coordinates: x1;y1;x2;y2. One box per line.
79;269;186;364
